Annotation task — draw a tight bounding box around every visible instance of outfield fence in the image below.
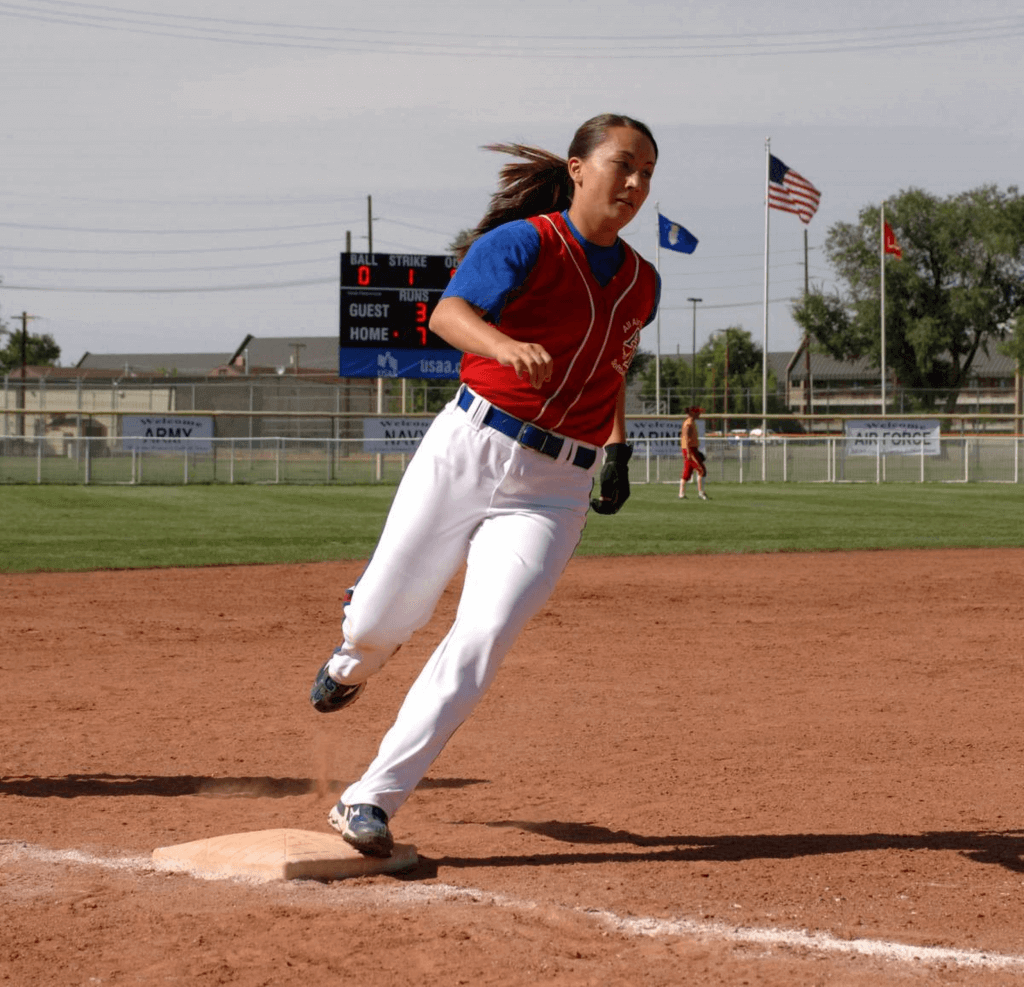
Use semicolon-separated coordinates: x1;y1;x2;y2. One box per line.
1;432;1021;486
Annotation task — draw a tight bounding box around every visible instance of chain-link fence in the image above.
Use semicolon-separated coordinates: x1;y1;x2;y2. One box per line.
0;376;461;445
2;431;1020;486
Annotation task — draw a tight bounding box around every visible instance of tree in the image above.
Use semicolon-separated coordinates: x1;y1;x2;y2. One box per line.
0;323;61;374
448;228;475;259
793;185;1024;413
637;326;786;421
999;311;1024;366
626;348;654;384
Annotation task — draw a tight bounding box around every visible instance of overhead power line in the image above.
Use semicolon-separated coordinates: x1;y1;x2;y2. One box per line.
0;219;355;235
662;297;798;312
0;276;339;294
0;237;345;255
1;255;335;275
1;1;1021;57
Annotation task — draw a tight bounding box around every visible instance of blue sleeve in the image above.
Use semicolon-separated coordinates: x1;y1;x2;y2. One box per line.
441;221;541;323
645;271;662;327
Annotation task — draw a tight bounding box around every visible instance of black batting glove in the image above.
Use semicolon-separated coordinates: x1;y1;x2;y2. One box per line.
590;443;632;515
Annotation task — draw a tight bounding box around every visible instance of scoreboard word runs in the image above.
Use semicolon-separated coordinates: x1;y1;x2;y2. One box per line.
339;253;460;380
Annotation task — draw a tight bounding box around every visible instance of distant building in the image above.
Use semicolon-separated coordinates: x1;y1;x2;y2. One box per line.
5;333;1022;448
784;341;1021;421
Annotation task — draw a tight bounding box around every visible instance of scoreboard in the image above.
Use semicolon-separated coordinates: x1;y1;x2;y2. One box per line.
339;252;461;380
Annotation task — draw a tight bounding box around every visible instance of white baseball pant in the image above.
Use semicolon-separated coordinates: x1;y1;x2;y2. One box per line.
327;387;598;820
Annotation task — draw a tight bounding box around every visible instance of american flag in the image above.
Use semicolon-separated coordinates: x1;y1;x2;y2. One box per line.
768;154;821;224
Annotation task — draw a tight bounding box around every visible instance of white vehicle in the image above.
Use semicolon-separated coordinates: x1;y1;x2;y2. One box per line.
746;427;781;444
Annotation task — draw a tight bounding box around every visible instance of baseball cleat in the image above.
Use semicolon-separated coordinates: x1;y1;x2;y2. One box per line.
329;802;394;857
310;656;365;713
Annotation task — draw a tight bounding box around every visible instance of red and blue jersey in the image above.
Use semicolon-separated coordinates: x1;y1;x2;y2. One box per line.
443;211;660;447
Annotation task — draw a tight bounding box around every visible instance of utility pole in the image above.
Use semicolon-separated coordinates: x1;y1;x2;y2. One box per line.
16;312;39;436
687;298;702;403
804;228;809;296
18;312;39;378
368;192;383;479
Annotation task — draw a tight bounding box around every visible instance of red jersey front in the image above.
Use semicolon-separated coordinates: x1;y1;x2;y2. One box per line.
460;212;658;447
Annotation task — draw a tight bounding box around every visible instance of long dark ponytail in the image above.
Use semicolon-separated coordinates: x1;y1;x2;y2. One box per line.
455;114;658;260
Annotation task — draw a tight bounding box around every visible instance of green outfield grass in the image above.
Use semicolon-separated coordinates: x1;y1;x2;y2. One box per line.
1;482;1021;573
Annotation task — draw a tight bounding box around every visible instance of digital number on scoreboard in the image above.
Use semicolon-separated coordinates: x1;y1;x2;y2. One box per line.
339;253;460;380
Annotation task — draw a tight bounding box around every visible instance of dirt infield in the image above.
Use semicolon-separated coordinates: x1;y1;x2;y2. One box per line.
3;548;1024;986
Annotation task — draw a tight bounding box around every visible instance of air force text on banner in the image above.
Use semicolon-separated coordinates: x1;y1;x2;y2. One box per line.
845;419;940;457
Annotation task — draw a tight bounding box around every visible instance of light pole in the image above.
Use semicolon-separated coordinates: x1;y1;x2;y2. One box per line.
687;297;702;403
710;328;730;435
723;331;729;435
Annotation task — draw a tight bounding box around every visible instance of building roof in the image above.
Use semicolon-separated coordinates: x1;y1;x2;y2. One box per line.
75;351;232;375
40;333;1021;385
786;347;1017;381
228;335;339;373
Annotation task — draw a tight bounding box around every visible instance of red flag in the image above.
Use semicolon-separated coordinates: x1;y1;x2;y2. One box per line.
884;221;902;259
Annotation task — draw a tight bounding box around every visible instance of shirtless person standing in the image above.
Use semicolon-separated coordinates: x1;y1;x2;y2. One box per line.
679;405;708;501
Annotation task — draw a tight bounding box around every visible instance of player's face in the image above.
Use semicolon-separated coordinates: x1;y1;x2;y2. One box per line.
568;126;656;246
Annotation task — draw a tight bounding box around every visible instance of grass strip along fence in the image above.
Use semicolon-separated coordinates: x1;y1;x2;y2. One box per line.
1;484;1021;574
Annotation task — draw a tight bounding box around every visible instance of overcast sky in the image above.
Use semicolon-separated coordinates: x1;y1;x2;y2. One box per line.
1;0;1021;369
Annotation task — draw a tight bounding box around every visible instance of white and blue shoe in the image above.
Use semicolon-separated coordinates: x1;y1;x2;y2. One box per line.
329;802;394;857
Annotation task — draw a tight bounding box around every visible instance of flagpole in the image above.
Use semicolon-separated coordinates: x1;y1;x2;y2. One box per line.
761;138;770;480
655;202;662;415
880;202;887;416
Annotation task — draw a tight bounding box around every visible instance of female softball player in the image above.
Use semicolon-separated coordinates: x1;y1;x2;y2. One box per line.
309;113;661;856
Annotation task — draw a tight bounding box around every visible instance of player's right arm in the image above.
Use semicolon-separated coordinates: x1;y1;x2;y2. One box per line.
430;297;552;389
431;220;552;389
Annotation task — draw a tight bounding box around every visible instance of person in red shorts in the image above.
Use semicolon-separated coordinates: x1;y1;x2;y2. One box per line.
679;405;708;500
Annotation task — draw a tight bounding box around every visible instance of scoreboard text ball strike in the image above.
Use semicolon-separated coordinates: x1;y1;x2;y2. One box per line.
339;253;461;380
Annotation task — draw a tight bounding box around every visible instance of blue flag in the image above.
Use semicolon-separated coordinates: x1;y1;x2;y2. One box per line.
658;213;698;253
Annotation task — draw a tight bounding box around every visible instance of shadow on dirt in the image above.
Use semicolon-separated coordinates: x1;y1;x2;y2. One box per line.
409;819;1024;875
0;774;487;799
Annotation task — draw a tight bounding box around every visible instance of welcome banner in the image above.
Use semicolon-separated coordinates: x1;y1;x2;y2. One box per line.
845;419;940;457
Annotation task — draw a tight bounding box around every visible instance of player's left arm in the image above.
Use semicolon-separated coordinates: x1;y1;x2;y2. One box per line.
591;379;631;515
604;377;628;446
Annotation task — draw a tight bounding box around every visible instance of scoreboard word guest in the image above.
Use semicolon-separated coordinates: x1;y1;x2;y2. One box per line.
339;252;461;380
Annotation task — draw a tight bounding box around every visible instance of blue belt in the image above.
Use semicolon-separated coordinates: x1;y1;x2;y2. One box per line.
457;388;597;470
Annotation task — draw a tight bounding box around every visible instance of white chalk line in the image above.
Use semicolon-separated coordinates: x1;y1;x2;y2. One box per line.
4;839;1023;972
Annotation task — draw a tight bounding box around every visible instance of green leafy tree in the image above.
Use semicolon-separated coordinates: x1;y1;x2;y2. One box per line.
0;324;61;374
448;228;475;258
627;347;655;383
637;326;786;422
998;310;1024;366
793;185;1024;413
